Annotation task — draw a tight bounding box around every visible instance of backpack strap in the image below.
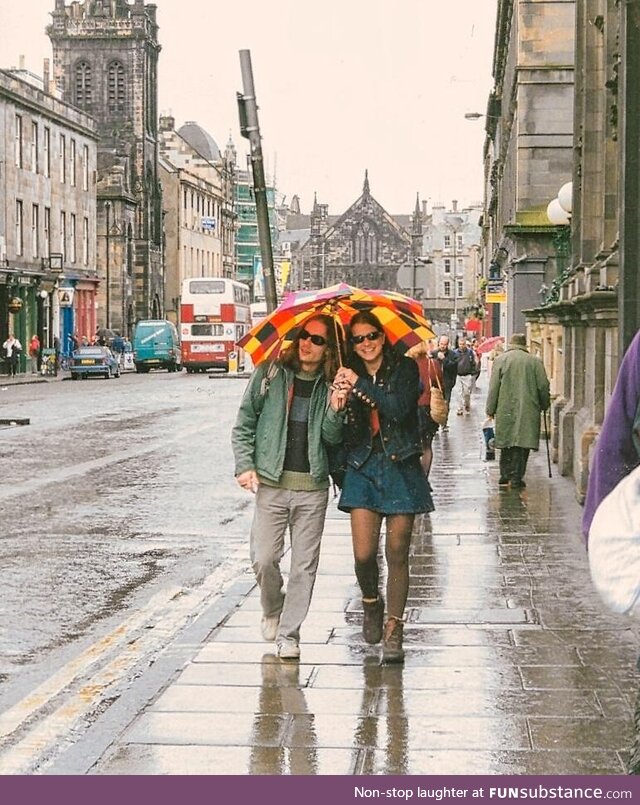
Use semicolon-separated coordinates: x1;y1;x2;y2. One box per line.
255;361;280;413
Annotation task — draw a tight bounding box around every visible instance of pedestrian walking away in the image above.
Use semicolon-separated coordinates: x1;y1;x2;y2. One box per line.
485;332;550;489
232;314;345;661
2;333;22;376
333;311;434;664
453;336;478;415
429;334;458;431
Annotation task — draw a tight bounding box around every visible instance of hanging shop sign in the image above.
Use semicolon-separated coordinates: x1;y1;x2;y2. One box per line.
7;297;23;313
58;288;75;308
485;280;507;304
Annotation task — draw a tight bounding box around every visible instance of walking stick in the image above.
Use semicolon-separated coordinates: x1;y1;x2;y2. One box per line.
543;410;552;478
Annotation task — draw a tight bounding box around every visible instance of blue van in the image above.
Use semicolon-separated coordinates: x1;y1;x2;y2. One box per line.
132;320;182;373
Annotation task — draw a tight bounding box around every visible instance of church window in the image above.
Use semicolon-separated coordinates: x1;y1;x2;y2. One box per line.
108;61;126;111
75;61;92;108
367;234;377;263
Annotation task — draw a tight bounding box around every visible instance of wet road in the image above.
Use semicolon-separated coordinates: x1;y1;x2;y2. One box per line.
0;371;252;716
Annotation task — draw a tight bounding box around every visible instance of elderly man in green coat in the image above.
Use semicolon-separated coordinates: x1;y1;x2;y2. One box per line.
486;333;550;489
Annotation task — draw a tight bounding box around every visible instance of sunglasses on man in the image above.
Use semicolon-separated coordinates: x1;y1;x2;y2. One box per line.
351;331;382;345
299;329;327;347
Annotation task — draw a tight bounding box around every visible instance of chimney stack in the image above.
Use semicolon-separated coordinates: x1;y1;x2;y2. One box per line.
452;199;458;212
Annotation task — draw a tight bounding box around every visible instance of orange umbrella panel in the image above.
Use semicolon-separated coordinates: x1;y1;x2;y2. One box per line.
237;284;435;367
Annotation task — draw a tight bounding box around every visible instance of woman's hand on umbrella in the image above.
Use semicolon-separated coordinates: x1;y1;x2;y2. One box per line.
236;470;259;493
335;368;358;387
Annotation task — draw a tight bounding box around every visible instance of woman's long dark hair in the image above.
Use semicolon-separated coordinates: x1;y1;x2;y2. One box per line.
346;310;397;377
278;314;342;381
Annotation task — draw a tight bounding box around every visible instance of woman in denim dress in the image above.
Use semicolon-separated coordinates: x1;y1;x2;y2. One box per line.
334;311;433;663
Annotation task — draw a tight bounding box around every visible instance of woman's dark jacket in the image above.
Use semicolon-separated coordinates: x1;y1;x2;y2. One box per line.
343;355;422;469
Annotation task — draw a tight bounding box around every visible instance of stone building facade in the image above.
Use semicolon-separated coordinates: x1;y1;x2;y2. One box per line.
480;0;576;339
48;0;164;335
158;117;236;324
294;173;411;292
0;67;98;367
418;201;483;335
524;4;640;501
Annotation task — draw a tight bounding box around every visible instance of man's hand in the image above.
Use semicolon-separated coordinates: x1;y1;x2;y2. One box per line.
236;469;259;493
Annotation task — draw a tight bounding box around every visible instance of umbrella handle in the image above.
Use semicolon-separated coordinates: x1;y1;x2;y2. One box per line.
333;316;344;367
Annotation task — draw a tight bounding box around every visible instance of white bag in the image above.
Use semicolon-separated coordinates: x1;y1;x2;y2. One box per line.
588;465;640;615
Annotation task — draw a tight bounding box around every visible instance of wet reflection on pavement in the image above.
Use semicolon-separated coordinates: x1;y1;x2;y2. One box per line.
92;386;639;775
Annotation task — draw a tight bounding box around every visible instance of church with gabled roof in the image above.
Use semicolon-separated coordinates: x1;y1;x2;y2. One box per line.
293;171;412;292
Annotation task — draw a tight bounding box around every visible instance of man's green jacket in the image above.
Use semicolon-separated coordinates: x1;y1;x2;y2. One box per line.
232;361;344;484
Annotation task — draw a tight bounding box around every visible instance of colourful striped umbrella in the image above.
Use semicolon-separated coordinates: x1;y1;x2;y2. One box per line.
237;283;435;366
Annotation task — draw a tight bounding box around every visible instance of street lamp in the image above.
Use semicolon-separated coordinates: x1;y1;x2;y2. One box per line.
541;182;572;305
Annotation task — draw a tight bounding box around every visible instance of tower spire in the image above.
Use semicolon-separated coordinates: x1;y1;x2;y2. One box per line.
363;169;370;197
412;193;423;236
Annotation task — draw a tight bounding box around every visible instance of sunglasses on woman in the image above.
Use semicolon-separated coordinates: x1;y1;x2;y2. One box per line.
351;331;382;345
299;329;327;347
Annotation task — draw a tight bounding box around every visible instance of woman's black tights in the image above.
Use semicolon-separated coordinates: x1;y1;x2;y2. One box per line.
350;508;415;619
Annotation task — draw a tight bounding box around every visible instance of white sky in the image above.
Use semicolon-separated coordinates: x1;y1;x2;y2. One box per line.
1;0;497;215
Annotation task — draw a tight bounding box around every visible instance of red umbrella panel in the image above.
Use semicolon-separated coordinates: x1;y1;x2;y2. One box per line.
475;335;504;355
237;284;435;367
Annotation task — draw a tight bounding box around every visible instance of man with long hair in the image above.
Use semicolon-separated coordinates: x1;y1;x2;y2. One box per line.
232;314;345;660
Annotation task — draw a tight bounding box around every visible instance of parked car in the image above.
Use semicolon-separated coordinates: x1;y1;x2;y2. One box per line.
70;346;121;380
132;320;182;373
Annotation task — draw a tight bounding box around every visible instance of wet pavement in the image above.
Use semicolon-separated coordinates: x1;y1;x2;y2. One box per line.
57;380;638;776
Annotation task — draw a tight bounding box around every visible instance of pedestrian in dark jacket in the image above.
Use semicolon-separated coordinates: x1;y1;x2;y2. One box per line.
453;337;478;415
485;333;550;489
231;315;345;661
430;334;458;430
333;311;434;664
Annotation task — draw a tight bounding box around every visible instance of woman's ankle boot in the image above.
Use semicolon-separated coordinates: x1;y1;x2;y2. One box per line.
382;617;405;663
362;596;384;644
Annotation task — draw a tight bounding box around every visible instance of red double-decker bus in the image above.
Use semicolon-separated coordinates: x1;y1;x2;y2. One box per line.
180;278;251;373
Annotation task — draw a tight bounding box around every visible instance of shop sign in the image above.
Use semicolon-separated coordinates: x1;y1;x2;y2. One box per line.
486;280;506;304
58;288;75;307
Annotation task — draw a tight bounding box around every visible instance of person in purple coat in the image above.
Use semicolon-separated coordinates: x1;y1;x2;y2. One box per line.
582;329;640;544
582;328;640;776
